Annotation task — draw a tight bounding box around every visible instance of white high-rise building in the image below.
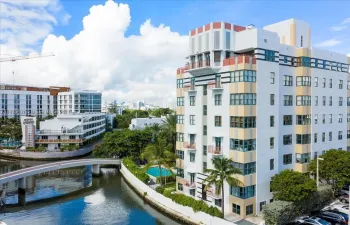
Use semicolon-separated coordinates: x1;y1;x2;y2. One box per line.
175;19;350;217
58;90;102;114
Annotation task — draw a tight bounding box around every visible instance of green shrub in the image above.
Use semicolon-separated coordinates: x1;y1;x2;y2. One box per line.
123;158;150;184
263;201;301;225
299;185;334;214
155;186;165;194
156;174;176;184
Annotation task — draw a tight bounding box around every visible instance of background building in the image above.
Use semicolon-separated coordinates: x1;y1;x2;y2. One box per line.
175;19;350;217
58;90;102;114
129;117;164;130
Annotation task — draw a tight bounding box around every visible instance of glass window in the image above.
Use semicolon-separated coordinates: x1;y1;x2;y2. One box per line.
203;105;207;115
339;97;343;106
203;145;207;155
329;79;332;88
314;133;317;143
315;96;318;106
315;77;318;87
283;154;292;164
283;135;292;145
322;78;326;88
270;72;275;84
283;75;293;86
284;95;293;106
283;115;293;125
190;152;195;162
176;168;184;178
230;93;256;105
203;125;207;135
270;137;274;149
233;162;256;175
296;76;311;86
230;185;255;199
322;132;325;142
214;31;220;49
214;94;222;105
338;131;343;140
339;80;343;89
225;31;230;49
230;70;256;83
176;150;184;159
296;96;311;106
296;134;311;144
270;159;274;170
190;115;195;125
323;96;326;106
265;50;275;62
215;116;222;127
203;85;207;95
232;203;241;215
329;114;332;123
230;117;256;128
296;153;310;164
230;139;256;152
190;96;195;106
270;94;275;105
314;114;318;124
339;114;343;123
270;116;274;127
178;183;183;191
246;205;253;216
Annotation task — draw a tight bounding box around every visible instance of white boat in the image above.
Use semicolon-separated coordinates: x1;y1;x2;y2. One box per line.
0;222;7;225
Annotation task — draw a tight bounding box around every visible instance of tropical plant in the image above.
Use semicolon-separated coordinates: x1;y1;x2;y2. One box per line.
203;157;243;213
159;114;176;152
141;136;176;186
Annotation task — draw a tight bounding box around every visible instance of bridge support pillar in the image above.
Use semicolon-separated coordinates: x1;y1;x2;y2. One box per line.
92;164;100;177
18;178;26;206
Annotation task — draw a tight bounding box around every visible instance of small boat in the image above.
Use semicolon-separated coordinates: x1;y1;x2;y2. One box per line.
0;222;7;225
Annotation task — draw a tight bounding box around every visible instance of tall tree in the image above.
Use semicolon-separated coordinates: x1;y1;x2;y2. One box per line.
159;114;177;152
203;157;242;213
141;136;176;186
309;149;350;195
271;169;317;202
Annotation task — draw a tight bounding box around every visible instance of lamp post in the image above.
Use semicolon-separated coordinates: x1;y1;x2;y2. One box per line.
316;157;324;189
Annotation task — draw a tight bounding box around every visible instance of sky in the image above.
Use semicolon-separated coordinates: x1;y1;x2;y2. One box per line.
0;0;349;105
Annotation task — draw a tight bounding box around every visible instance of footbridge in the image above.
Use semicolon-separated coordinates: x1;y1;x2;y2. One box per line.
0;159;121;205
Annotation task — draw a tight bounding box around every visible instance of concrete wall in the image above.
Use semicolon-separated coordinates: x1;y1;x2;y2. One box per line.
120;162;234;225
19;147;92;159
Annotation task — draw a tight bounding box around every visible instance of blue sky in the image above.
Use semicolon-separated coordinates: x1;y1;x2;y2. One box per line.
56;0;350;54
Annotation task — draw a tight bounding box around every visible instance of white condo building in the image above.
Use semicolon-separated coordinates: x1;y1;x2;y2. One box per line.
58;90;102;114
175;19;350;217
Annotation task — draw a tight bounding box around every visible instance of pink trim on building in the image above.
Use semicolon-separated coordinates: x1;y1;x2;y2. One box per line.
198;27;203;34
233;25;246;32
191;29;196;36
205;24;210;31
213;22;221;29
224;22;232;30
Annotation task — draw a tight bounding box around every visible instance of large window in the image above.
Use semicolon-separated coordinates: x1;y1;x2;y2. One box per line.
203;125;207;135
296;76;311;86
177;97;184;106
265;50;275;62
190;152;195;162
230;94;256;105
176;133;184;142
270;159;275;170
283;115;293;125
214;94;222;105
203;105;207;115
230;117;256;128
283;135;292;145
176;150;184;159
284;95;293;106
189;96;195;106
230;185;255;199
190;115;195;125
296;134;311;144
215;116;222;127
230;70;256;82
270;94;275;105
176;79;184;88
283;75;293;86
246;205;253;216
296;96;311;106
176;115;184;124
283;154;292;165
176;168;184;178
338;131;343;140
301;57;311;67
296;153;310;164
225;31;230;49
233;162;256;175
232;204;241;215
230;139;256;152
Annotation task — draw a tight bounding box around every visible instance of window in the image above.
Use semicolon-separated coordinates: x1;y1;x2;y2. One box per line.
283;75;293;86
190;96;195;106
283;115;293;125
214;31;220;49
301;35;303;47
329;79;332;88
283;154;292;165
322;78;326;88
348;81;350;90
283;135;292;145
177;97;184;106
230;93;256;105
315;96;318;106
189;189;195;196
296;96;311;106
329;114;332;123
270;72;275;84
296;134;311;144
230;185;255;199
225;31;230;49
246;205;253;216
233;162;256;175
190;152;195;162
176;115;184;124
203;145;207;155
176;150;184;159
232;203;241;215
214;94;222;105
270;137;274;149
177;183;183;191
329;96;332;106
339;114;343;123
348;113;350;122
315;77;318;87
215;199;222;207
176;168;184;178
190;115;195;125
230;117;256;128
230;139;256;152
301;57;311;67
203;105;207;115
322;114;325;124
348;130;350;139
348;98;350;106
296;115;311;125
322;96;326;106
203;125;207;135
338;131;343;140
230;70;256;82
270;159;274;170
176;133;184;142
339;80;343;89
203;85;207;95
296;76;311;86
176;79;184;88
322;132;325;142
296;153;310;163
270;116;274;127
314;114;318;124
283;56;288;63
329;132;332;141
314;133;317;143
339;97;343;106
265;50;275;62
284;95;293;106
270;94;275;105
214;51;221;62
203;162;207;172
215;116;222;127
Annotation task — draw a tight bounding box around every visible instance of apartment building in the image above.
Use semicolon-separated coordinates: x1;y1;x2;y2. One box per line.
58;90;102;114
0;84;70;119
175;19;350;218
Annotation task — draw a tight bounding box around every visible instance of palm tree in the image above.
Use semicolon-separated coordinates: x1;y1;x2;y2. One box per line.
141;136;177;186
161;114;176;152
203;157;243;214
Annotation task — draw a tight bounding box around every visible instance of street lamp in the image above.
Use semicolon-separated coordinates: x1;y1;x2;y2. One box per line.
316;157;324;189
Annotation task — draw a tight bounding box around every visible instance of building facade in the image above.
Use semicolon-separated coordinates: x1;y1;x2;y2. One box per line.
175;19;350;217
129;117;164;130
0;85;70;119
57;90;102;114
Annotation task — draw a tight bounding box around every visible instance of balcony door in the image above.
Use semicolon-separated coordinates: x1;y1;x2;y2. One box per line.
190;134;195;145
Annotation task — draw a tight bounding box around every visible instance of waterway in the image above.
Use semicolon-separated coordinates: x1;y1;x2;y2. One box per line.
0;158;181;225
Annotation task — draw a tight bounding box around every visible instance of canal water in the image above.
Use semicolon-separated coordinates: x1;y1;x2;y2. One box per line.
0;158;181;225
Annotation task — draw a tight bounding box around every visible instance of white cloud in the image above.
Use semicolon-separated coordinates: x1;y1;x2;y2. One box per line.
330;25;348;31
314;39;342;47
341;18;350;24
0;0;187;105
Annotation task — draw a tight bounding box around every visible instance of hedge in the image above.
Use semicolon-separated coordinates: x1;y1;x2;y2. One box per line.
163;189;223;218
156;174;176;184
122;158;150;183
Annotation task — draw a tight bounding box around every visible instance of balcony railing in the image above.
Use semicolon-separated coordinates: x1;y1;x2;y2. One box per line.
207;188;222;199
36;139;83;143
207;81;223;89
184;142;196;150
223;55;256;66
184;84;196;92
187;60;211;70
184;180;196;189
208;146;222;155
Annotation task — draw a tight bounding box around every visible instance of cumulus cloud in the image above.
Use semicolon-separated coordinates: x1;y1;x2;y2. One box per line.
330;17;350;31
314;39;342;47
0;0;188;105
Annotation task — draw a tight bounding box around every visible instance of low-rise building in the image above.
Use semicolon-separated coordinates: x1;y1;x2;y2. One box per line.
129;117;164;130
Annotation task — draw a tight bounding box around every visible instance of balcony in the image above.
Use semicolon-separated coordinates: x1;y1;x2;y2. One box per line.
208;146;223;156
184;84;196;93
184;142;196;151
207;188;222;199
184;180;196;189
186;60;220;76
36;139;83;144
207;81;223;91
223;55;256;66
